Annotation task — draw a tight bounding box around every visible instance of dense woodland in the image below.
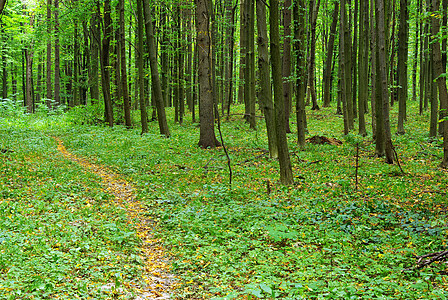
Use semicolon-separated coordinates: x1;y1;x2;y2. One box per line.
0;0;447;179
1;0;448;298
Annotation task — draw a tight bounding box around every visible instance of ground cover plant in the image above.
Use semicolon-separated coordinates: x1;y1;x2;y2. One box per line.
1;101;447;299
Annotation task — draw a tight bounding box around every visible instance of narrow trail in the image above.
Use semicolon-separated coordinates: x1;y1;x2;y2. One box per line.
54;137;175;299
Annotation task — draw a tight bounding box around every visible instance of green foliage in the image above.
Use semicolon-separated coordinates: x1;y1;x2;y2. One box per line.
1;102;447;298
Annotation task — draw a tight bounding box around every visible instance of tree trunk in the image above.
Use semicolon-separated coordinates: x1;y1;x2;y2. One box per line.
376;0;394;163
73;23;80;107
256;0;278;158
225;0;237;118
397;0;408;134
54;0;60;106
322;2;338;108
142;0;170;137
308;0;321;111
195;0;220;148
294;0;307;148
358;0;368;136
238;0;247;106
118;0;131;128
99;0;113;126
0;0;6;15
46;0;52;107
282;0;292;132
89;12;100;104
1;24;7;99
136;0;148;133
270;0;293;185
340;0;349;134
431;0;448;167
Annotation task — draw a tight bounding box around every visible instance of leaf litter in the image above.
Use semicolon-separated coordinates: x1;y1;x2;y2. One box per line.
55;137;176;299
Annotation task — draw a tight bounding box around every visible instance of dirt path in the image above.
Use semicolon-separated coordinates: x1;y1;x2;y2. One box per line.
55;137;175;299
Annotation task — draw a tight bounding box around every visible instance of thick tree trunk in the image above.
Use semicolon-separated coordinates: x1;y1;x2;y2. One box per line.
142;0;170;137
0;0;6;15
195;0;220;148
270;0;293;185
376;0;394;163
431;0;448;167
322;2;338;108
256;0;278;158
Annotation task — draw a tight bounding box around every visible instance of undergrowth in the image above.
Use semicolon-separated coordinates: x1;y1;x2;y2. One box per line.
1;101;447;299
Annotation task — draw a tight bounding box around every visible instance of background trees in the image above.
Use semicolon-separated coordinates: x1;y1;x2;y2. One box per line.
1;0;448;179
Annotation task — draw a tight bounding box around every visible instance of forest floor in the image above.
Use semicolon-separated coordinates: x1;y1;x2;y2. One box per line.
0;102;448;299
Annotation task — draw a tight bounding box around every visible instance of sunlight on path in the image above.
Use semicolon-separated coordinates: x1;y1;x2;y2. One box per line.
54;137;176;299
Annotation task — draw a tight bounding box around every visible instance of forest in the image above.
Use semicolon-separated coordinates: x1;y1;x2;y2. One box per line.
1;0;448;298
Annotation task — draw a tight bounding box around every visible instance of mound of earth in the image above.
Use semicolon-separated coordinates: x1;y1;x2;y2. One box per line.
306;136;343;146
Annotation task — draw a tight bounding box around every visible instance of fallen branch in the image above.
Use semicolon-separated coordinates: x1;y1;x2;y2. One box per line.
404;250;448;271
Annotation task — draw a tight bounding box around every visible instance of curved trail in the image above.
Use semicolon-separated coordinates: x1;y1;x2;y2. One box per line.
55;137;175;299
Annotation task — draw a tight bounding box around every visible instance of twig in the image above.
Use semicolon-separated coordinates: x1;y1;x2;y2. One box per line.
405;250;448;270
392;145;405;174
202;158;215;169
355;142;359;190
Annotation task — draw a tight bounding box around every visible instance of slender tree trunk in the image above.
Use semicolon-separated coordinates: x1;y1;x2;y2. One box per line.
322;2;338;108
256;0;278;158
308;0;321;111
99;0;113;126
358;0;368;136
136;0;148;133
25;47;34;113
431;0;448;167
340;0;349;134
143;0;170;137
294;0;307;148
54;0;60;106
397;0;409;134
412;0;420;104
247;0;256;129
282;0;292;132
352;0;359;118
118;0;131;128
89;12;100;104
238;0;247;106
270;0;293;185
73;24;80;106
46;0;52;106
225;0;237;118
1;25;7;99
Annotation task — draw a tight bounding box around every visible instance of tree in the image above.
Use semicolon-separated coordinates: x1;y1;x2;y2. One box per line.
136;0;148;134
256;0;278;158
430;0;448;167
0;0;6;15
142;0;170;137
357;0;368;136
99;0;113;126
270;0;293;184
397;0;409;134
54;0;60;105
322;2;339;108
294;0;307;149
195;0;219;148
282;0;292;133
118;0;131;128
307;0;321;111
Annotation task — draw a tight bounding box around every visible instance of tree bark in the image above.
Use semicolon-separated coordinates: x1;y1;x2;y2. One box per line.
322;2;338;108
397;0;409;134
118;0;131;128
195;0;220;148
308;0;321;111
431;0;448;167
142;0;170;137
376;0;394;163
0;0;6;15
294;0;307;148
270;0;293;185
99;0;113;126
256;0;278;158
46;0;52;107
136;0;148;133
282;0;292;132
54;0;60;106
358;0;368;136
89;11;100;104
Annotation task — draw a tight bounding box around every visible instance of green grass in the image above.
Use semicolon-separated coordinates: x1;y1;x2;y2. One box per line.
1;100;447;299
